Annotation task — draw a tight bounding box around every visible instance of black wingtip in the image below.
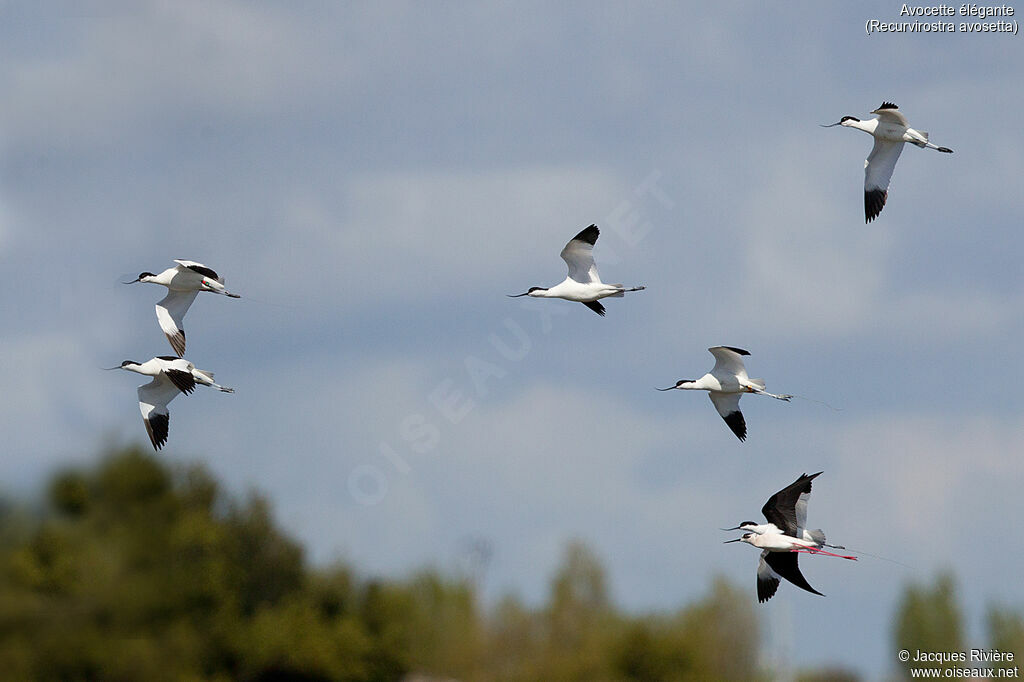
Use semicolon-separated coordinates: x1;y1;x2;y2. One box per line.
865;188;887;223
723;411;747;442
722;346;751;356
757;575;779;603
582;300;606;316
877;101;899;110
168;330;186;357
146;413;169;451
571;224;600;245
938;146;953;153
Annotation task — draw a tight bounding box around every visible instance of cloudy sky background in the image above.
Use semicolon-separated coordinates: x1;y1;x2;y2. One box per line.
2;2;1022;677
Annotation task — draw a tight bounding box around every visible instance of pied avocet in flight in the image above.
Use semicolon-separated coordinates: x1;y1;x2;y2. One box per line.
126;260;240;357
823;102;953;223
657;346;791;442
109;356;234;451
508;224;645;316
724;472;855;603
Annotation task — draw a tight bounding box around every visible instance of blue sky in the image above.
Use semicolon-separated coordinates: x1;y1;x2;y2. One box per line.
2;2;1022;678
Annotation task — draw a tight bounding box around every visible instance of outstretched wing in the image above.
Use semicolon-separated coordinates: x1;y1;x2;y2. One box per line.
761;471;823;538
864;138;904;223
174;259;222;283
708;346;751;380
764;551;823;598
872;102;909;127
709;392;746;442
560;225;601;284
137;375;183;450
155;290;199;357
756;550;781;603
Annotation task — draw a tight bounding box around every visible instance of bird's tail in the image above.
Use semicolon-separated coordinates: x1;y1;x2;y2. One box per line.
747;377;767;391
807;528;827;545
610;284;646;297
915;133;954;153
194;369;235;393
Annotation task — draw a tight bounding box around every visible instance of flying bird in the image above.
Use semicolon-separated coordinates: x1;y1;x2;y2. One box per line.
822;102;953;223
508;224;645;316
657;346;791;442
126;260;240;356
110;356;234;451
724;472;855;603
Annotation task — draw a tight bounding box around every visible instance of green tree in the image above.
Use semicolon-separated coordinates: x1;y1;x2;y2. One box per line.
0;447;773;681
987;604;1024;674
893;571;964;678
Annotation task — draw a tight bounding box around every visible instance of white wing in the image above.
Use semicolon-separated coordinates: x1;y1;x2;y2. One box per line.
873;107;909;127
708;346;750;380
863;138;904;222
559;225;601;284
865;139;904;194
155;290;199;357
137;375;183;450
173;259;223;283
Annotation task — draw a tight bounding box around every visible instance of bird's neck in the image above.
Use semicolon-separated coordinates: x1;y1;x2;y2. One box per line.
846;118;878;135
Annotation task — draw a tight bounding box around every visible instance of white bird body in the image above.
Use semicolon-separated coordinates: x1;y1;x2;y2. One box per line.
113;356;233;451
509;225;645;316
735;530;818;553
825;102;953;222
658;346;790;442
128;260;240;356
733;522;826;547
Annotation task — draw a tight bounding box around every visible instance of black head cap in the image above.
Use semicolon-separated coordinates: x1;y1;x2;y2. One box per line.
120;360;138;367
740;520;758;527
840;115;860;123
138;271;155;279
527;287;547;293
676;379;695;386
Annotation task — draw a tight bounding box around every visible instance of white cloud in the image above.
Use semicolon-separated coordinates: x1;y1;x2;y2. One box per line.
0;1;333;151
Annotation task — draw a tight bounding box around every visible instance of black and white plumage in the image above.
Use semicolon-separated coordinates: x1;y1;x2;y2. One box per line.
823;102;953;223
755;551;822;603
657;346;791;442
127;260;240;357
724;472;855;603
508;225;645;316
111;356;234;451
